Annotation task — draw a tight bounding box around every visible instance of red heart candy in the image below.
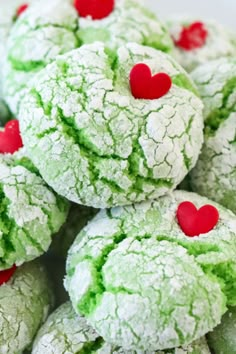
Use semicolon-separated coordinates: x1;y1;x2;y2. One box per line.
130;63;172;100
74;0;114;20
0;120;23;154
176;201;219;237
0;265;17;286
174;22;208;51
16;3;29;17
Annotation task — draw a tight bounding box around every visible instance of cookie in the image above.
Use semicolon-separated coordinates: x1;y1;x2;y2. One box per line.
32;301;210;354
0;120;69;269
0;261;54;354
65;190;236;350
19;42;203;208
3;0;173;114
0;0;32;122
190;58;236;214
167;17;236;71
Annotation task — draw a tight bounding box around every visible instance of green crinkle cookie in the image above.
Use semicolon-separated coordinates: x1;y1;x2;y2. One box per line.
0;260;54;354
190;58;236;214
0;0;35;122
0;148;69;270
3;0;173;115
167;17;236;72
51;203;98;259
0;0;34;49
207;306;236;354
32;301;210;354
0;1;19;124
65;190;236;351
19;42;203;208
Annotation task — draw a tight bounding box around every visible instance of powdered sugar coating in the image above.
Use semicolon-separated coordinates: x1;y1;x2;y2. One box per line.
19;42;203;208
0;148;69;269
167;18;236;72
0;261;54;354
3;0;173;115
32;302;210;354
2;0;81;115
77;0;172;51
0;0;35;123
65;190;236;350
190;58;236;213
33;302;104;354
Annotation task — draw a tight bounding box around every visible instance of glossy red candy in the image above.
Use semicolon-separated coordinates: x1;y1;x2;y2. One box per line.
130;63;172;100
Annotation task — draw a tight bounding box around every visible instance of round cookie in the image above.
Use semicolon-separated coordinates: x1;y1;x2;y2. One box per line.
0;138;69;269
32;301;210;354
65;190;236;350
0;0;33;122
19;42;203;208
0;0;31;49
190;58;236;214
51;203;98;259
167;17;236;72
0;260;54;354
3;0;173;115
207;307;236;354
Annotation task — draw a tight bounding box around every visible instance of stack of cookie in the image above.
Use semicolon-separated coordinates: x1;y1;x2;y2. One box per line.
0;0;236;352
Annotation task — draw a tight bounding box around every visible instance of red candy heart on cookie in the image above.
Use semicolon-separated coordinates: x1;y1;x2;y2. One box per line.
130;63;172;100
177;201;219;237
16;3;29;17
174;22;208;51
74;0;114;20
0;265;17;286
0;120;23;154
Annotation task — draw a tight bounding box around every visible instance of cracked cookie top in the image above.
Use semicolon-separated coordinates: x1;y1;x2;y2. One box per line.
190;58;236;214
19;42;203;208
0;0;34;122
167;17;236;72
3;0;173;115
65;190;236;351
0;148;69;269
0;261;54;354
32;301;210;354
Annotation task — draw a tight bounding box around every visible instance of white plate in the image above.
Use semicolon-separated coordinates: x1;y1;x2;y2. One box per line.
148;0;235;30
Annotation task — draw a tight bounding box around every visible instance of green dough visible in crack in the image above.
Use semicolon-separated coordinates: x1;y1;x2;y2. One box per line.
3;0;173;115
167;17;236;72
0;148;69;270
0;260;54;354
190;58;236;214
50;203;98;259
19;42;203;208
32;301;210;354
207;306;236;354
65;190;236;350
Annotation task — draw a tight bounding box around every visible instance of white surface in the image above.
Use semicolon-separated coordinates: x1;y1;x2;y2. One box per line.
148;0;236;30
